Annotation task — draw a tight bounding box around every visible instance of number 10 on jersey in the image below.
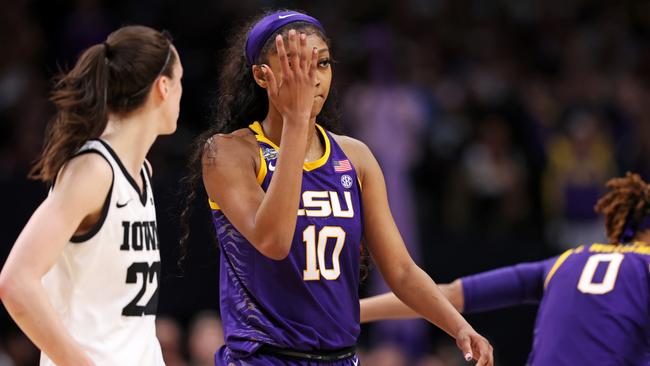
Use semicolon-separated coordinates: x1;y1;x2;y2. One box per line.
303;225;346;281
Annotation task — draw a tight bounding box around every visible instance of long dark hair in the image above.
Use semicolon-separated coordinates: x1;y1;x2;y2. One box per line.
178;10;342;265
30;25;175;184
595;172;650;243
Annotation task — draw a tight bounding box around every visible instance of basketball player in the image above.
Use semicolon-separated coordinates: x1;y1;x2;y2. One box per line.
0;26;183;366
180;10;492;366
361;172;650;365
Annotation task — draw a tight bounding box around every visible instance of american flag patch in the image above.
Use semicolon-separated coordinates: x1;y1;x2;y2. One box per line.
333;159;352;172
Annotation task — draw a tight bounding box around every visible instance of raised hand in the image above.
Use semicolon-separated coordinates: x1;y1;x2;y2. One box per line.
261;29;319;124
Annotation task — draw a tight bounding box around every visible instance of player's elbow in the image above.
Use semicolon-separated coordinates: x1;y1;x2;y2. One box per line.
384;259;417;289
0;270;19;305
0;269;40;316
255;236;292;260
0;278;7;303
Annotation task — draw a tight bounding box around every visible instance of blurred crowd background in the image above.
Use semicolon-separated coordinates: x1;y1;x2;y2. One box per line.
1;0;650;365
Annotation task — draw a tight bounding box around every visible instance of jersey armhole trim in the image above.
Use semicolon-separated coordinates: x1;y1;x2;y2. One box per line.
256;147;268;185
69;150;115;244
143;159;152;180
95;138;148;206
544;248;574;289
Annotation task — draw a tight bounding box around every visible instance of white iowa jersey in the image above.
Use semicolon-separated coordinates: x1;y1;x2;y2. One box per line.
40;139;164;366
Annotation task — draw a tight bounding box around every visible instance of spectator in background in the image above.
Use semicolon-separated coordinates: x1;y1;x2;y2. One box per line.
461;115;529;235
3;331;38;366
187;312;224;366
343;25;429;359
59;0;114;64
613;74;650;178
543;109;617;249
0;1;48;177
0;347;12;366
361;343;408;366
156;317;188;366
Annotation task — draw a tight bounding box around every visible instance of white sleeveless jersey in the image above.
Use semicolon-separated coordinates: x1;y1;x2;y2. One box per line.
40;139;165;366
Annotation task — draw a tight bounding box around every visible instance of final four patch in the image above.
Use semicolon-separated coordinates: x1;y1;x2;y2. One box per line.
263;147;278;161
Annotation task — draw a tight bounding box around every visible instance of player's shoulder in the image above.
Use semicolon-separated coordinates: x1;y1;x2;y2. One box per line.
329;133;372;161
51;152;113;207
328;132;375;177
58;152;113;187
203;128;258;162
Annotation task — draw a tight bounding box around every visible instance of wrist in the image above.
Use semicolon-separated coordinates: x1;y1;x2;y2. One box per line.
282;114;311;126
280;119;310;143
453;323;475;339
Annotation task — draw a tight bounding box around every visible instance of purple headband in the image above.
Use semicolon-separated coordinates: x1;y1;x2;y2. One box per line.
245;11;325;66
619;214;650;243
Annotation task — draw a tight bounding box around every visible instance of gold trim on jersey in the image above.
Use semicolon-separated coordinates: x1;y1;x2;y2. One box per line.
256;147;269;184
544;248;576;289
208;147;268;211
589;242;650;255
249;121;331;171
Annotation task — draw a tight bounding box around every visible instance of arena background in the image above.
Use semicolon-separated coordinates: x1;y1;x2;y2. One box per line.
1;0;649;365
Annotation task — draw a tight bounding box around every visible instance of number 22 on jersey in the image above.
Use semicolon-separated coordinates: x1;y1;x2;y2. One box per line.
122;261;160;316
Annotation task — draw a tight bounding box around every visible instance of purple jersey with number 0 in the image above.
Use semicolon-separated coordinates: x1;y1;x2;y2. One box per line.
210;122;363;362
462;243;650;365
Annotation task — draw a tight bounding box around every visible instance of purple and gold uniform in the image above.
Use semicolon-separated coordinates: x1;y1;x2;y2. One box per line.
462;242;650;365
211;122;362;365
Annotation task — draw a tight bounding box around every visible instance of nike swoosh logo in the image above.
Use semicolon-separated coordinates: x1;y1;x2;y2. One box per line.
278;14;298;19
269;161;276;171
352;358;359;366
116;199;132;208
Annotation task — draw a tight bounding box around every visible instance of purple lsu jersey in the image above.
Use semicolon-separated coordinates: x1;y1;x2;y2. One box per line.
462;242;650;366
210;122;363;364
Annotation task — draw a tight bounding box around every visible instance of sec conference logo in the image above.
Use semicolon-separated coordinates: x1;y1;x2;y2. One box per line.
341;174;353;189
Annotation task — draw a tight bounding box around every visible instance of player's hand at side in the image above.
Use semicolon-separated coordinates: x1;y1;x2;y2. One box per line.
456;326;493;366
261;29;318;125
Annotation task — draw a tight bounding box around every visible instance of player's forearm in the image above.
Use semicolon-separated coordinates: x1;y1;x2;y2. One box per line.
360;281;465;324
0;274;94;366
360;292;419;323
254;122;309;259
389;264;474;339
439;280;465;312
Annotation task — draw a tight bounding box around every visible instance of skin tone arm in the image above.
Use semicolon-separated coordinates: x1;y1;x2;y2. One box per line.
360;280;464;323
341;138;492;365
202;31;319;260
0;154;113;366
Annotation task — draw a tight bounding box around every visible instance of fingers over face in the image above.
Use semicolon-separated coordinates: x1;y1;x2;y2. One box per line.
308;47;318;80
287;29;300;72
276;35;292;79
299;33;309;71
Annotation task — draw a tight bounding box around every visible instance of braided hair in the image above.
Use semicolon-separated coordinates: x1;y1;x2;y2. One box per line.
595;172;650;243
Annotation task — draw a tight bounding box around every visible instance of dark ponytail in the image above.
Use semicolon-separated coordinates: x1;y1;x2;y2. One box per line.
30;25;175;184
178;10;342;265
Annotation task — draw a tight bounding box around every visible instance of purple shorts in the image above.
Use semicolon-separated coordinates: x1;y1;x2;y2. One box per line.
216;345;360;366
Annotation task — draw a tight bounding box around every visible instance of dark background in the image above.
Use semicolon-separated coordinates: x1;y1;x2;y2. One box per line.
2;0;650;365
